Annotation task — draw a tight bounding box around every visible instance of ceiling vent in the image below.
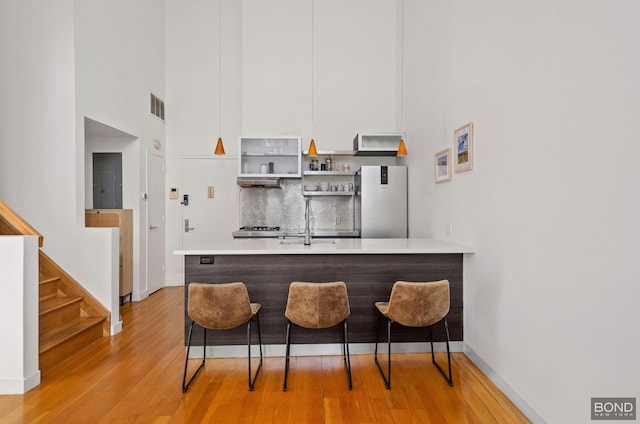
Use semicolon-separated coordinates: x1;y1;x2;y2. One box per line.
150;93;165;121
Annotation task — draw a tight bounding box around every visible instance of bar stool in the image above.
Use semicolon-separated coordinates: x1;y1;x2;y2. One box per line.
374;280;453;389
283;281;352;391
182;282;263;392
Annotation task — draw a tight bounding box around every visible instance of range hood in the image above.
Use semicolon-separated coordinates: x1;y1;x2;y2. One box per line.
237;177;281;188
353;132;404;156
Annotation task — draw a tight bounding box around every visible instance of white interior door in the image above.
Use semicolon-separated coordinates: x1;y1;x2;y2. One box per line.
147;152;165;295
181;157;239;249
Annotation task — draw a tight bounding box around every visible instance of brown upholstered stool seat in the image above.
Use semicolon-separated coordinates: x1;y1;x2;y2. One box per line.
182;282;263;392
285;281;350;328
283;281;352;391
374;280;453;388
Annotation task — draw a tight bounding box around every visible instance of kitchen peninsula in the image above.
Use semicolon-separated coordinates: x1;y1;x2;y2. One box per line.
175;238;474;353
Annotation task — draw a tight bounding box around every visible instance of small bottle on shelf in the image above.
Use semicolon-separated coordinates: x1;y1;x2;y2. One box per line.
325;156;332;171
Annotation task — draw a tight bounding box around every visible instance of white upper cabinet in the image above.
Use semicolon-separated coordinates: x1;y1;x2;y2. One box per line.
238;136;302;177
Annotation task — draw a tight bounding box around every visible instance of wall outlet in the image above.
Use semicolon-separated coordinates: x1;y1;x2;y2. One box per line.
208;186;214;198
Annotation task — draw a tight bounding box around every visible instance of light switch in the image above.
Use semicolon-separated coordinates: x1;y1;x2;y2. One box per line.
208;186;214;198
169;188;178;199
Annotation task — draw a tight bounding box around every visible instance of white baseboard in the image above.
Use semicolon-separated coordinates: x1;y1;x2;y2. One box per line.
464;344;546;424
111;320;123;335
132;290;148;302
187;341;465;359
0;370;40;394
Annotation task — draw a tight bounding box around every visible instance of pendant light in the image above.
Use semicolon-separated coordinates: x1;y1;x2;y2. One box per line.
397;138;407;156
215;137;225;155
214;0;225;155
308;139;318;157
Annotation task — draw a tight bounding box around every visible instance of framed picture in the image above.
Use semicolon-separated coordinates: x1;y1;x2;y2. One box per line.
454;122;473;172
435;148;452;183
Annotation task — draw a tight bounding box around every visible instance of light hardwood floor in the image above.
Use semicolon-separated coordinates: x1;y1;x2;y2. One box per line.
0;287;530;423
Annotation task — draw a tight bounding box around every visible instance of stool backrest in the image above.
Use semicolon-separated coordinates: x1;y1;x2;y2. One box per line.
386;280;450;327
188;282;253;330
285;281;350;329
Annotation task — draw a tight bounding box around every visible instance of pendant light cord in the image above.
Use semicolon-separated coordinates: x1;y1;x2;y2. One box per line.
311;0;314;138
219;0;222;138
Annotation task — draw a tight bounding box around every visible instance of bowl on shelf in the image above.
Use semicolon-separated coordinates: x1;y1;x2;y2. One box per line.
304;184;318;191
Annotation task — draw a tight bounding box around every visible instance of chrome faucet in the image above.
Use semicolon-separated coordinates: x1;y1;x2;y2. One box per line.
303;197;311;245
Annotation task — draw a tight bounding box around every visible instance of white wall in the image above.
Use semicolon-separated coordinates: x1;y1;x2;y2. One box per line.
312;0;399;147
0;0;77;239
403;1;640;422
0;236;39;394
241;0;399;147
242;0;312;136
75;0;166;300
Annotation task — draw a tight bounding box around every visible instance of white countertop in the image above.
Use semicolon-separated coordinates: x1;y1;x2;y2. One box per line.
174;238;474;256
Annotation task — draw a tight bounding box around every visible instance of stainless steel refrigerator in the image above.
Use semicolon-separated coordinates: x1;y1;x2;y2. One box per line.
357;165;407;238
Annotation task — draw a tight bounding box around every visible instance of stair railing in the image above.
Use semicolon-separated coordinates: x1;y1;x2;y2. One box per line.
0;199;43;246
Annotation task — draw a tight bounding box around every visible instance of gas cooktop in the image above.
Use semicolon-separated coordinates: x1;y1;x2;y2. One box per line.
232;226;286;238
232;226;361;239
238;226;280;231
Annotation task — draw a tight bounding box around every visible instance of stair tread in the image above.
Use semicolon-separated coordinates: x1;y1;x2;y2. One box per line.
40;296;83;315
39;276;61;285
40;316;106;353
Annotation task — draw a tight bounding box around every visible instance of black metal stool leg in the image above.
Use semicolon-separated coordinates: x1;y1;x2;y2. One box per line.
256;313;263;361
247;313;263;391
343;320;352;390
374;314;391;389
429;319;453;386
182;322;206;392
283;320;292;391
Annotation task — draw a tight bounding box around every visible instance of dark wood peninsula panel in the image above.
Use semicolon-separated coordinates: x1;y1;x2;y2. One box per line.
183;253;463;347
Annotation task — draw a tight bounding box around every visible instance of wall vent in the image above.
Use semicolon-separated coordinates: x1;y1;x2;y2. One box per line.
150;93;165;121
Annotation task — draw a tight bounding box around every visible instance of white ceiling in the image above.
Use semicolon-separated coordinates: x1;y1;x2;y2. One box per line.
84;117;136;138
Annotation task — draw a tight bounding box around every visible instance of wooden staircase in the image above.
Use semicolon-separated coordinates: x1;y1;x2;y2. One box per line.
1;200;110;372
38;260;107;371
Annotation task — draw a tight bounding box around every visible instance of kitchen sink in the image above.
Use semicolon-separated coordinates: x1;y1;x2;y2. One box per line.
279;238;336;245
